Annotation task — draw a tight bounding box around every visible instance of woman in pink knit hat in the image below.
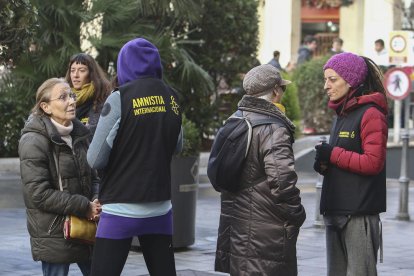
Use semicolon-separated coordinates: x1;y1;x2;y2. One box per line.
314;52;388;276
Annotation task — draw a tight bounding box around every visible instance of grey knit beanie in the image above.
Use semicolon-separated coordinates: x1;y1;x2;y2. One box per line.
243;64;291;97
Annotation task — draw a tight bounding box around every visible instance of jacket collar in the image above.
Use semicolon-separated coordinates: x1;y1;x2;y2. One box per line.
22;115;90;145
237;95;295;133
329;89;388;116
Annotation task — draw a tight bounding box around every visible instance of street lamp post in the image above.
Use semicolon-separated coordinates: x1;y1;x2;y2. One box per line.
314;136;326;228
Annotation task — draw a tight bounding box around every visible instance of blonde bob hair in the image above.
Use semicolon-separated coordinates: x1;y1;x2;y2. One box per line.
31;78;67;116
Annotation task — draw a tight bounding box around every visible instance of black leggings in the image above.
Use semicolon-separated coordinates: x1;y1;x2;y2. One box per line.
91;234;176;276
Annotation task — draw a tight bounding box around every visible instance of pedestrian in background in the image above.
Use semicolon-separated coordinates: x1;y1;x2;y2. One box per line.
329;37;344;55
215;64;306;276
371;39;389;68
268;50;283;71
87;38;183;276
297;35;317;66
314;52;388;276
19;78;101;276
65;53;111;135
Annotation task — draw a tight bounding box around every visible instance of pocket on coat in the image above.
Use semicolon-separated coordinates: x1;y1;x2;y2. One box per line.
248;221;285;261
283;223;299;262
35;210;64;238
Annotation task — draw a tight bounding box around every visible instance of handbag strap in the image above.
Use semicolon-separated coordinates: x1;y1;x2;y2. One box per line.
52;151;63;192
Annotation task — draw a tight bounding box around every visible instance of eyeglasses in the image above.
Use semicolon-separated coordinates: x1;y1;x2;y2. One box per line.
50;92;77;102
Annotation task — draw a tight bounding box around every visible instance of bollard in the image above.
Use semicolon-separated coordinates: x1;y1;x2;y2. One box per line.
396;129;410;221
314;136;326;227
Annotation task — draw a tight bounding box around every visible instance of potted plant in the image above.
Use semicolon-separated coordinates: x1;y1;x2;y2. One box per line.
170;115;201;248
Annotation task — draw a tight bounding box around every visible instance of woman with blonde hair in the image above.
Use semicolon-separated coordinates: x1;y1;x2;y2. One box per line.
19;78;101;276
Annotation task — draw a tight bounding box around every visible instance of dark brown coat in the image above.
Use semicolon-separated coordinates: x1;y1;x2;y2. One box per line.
215;96;306;276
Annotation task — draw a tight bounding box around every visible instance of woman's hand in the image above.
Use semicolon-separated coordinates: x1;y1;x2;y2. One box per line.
87;199;102;221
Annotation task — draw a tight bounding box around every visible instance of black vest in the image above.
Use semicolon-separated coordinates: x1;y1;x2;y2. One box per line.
100;78;182;203
320;104;386;215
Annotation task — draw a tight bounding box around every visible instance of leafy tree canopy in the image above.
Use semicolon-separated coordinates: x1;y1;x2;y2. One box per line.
188;0;259;88
0;0;37;65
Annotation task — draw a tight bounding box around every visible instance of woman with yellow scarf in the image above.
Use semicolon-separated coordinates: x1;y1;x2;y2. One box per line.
65;53;111;135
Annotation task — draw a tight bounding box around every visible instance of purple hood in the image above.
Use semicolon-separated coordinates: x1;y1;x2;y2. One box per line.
117;38;162;85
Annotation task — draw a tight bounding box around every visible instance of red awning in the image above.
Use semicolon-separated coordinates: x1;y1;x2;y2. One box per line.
301;5;339;23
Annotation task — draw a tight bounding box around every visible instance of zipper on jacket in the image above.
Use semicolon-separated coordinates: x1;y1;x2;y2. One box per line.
72;136;90;197
47;215;61;235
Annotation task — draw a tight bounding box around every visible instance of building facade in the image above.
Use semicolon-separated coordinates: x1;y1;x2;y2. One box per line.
258;0;404;68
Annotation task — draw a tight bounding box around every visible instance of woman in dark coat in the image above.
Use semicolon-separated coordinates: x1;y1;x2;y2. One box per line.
19;78;101;276
215;64;306;276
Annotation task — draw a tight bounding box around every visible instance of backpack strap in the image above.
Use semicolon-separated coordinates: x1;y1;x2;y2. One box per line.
229;110;253;157
233;109;293;143
251;117;284;128
233;109;286;130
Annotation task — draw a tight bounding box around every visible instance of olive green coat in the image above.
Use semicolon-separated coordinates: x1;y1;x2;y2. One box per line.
19;115;99;263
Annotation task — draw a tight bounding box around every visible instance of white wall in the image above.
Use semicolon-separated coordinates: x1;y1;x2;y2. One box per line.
362;0;399;57
257;0;299;68
340;0;365;54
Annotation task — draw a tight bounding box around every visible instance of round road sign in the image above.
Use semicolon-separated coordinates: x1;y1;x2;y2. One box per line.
390;35;407;53
384;68;411;100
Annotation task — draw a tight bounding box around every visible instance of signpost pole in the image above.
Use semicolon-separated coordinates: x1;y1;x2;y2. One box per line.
394;100;401;143
383;66;412;221
396;97;411;221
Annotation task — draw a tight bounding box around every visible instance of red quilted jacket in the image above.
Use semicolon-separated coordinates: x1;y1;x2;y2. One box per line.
329;92;388;175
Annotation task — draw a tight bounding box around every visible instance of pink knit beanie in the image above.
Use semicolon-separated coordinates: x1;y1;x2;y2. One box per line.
323;52;368;88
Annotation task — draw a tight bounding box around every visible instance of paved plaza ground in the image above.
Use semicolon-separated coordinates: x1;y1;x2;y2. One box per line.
0;170;414;275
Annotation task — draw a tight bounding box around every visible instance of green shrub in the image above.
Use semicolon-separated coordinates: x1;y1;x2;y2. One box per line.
281;72;301;123
292;55;335;133
0;73;36;157
180;115;201;157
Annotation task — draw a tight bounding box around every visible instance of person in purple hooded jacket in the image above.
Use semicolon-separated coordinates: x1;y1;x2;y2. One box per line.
87;38;183;276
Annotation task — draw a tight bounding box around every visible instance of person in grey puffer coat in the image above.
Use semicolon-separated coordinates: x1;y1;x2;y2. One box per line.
215;64;306;276
18;78;101;276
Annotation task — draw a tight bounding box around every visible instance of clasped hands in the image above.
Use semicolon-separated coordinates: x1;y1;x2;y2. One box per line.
313;142;333;175
87;198;102;221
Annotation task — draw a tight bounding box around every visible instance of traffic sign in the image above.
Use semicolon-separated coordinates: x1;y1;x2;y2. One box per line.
384;67;411;100
389;31;411;64
390;34;407;53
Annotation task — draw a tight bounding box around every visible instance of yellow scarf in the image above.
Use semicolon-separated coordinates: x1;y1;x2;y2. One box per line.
72;82;95;106
274;102;286;114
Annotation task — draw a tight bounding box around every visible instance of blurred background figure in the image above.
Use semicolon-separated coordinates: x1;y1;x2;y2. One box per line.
268;50;283;71
297;35;317;66
329;37;344;55
285;61;297;73
371;39;389;68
